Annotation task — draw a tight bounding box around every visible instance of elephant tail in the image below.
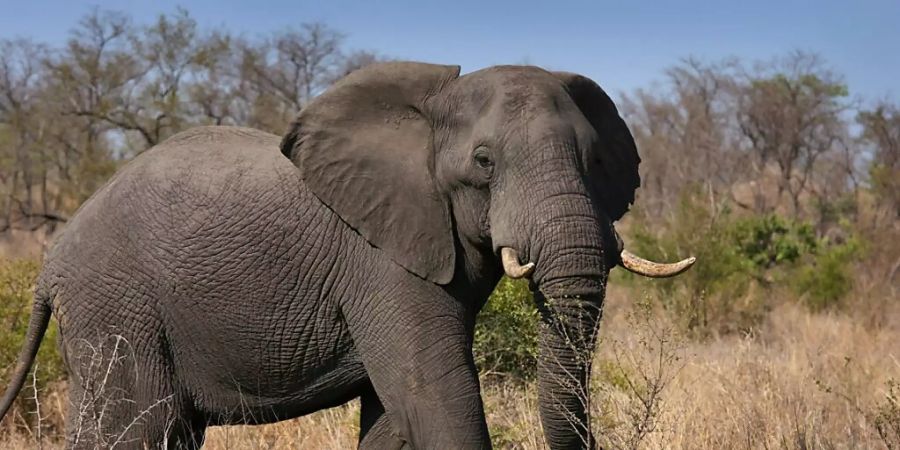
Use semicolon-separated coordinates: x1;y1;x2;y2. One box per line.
0;291;52;422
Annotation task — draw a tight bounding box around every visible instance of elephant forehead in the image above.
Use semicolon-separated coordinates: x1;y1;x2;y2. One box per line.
454;71;576;129
461;66;568;106
467;64;556;84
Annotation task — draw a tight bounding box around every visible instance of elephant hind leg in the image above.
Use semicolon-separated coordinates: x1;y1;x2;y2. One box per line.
130;356;207;449
92;391;206;450
113;388;206;450
62;334;149;449
62;334;204;449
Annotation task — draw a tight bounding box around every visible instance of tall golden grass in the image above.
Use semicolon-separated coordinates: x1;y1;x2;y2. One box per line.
3;283;897;449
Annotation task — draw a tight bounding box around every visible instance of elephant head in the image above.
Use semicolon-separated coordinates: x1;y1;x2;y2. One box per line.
281;62;693;448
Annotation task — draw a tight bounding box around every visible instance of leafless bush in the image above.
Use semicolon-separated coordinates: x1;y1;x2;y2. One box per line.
66;334;174;449
818;368;900;450
533;295;685;450
874;379;900;449
592;298;685;450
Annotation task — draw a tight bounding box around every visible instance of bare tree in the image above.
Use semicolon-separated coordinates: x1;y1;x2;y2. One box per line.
0;39;57;231
51;8;205;151
238;23;348;133
42;8;140;200
735;51;850;216
186;32;242;126
332;49;383;81
858;101;900;218
621;58;738;220
118;8;200;148
0;8;380;235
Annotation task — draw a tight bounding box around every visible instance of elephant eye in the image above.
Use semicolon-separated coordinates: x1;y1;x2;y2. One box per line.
473;149;493;170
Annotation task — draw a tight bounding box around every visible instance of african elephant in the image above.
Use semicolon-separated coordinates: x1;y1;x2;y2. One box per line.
0;61;693;449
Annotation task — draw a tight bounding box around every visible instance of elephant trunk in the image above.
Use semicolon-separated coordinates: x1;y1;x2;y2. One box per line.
535;293;601;449
526;192;607;450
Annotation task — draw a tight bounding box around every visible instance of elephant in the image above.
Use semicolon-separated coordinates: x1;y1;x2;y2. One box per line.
0;61;694;449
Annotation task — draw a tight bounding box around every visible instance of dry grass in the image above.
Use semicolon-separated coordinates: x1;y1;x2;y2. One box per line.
648;303;898;449
203;404;361;449
3;286;897;449
470;294;899;449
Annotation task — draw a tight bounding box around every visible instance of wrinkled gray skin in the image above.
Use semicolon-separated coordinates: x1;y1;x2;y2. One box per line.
1;62;642;449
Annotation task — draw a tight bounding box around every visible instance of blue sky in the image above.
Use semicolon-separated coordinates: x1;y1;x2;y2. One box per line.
1;0;897;101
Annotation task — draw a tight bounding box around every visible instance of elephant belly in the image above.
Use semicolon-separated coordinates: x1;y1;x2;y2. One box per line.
167;294;371;425
199;349;370;426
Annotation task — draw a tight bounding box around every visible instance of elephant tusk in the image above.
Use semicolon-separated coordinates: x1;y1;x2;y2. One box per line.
501;247;535;279
619;249;696;278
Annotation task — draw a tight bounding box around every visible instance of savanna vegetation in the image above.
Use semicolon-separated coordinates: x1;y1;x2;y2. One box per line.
1;7;897;449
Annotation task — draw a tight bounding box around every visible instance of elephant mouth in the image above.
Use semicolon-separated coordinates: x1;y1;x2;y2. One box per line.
499;236;695;280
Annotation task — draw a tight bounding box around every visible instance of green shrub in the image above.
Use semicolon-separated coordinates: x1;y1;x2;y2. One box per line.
474;277;539;382
731;214;817;271
730;214;861;310
0;258;65;431
594;359;634;393
793;235;862;311
626;190;759;336
625;188;865;336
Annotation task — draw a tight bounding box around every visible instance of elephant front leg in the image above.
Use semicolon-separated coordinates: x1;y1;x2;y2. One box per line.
343;283;490;449
358;389;407;449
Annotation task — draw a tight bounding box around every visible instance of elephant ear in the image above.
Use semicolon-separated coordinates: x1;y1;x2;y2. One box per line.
281;62;460;284
553;72;641;221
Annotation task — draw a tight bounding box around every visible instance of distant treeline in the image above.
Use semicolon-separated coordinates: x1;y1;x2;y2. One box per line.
0;7;379;232
621;54;897;230
0;7;897;238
